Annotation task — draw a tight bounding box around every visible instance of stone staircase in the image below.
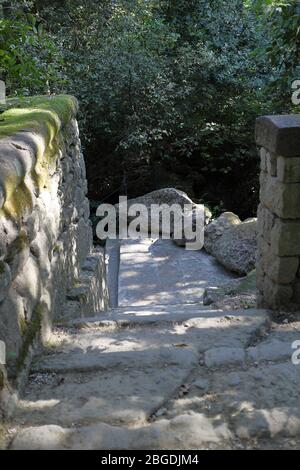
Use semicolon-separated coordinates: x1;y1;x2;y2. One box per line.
5;240;300;450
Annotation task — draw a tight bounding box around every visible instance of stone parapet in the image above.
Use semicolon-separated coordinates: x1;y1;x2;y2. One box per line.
0;96;106;416
256;114;300;309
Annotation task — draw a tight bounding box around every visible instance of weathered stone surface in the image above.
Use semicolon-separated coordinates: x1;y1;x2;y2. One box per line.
117;188;194;212
271;219;300;256
118;238;237;306
116;188;211;240
266;150;277;176
260;173;300;219
204;347;245;368
0;96;101;408
260;147;268;172
10;233;300;450
255;114;300;156
204;212;241;254
11;413;233;450
0;261;11;302
11;425;69;450
234;408;300;439
292;279;300;303
247;339;294;363
206;218;257;275
263;275;293;307
258;127;300;308
264;254;298;285
203;270;257;306
257;204;276;243
277;156;300;183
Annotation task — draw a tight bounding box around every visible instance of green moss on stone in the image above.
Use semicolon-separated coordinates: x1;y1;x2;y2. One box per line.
19;315;27;338
3;181;34;220
0;95;77;219
5;230;29;265
0;95;78;141
16;304;44;373
235;269;256;294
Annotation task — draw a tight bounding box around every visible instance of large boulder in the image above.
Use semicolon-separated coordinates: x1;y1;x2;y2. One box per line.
115;188;211;240
204;212;241;254
120;188;194;209
204;213;257;275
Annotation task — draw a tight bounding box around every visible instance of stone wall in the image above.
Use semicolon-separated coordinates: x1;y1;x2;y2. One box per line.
0;96;107;408
256;114;300;309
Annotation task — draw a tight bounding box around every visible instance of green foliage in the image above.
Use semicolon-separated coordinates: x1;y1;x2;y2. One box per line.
0;0;298;216
0;3;64;95
252;0;300;111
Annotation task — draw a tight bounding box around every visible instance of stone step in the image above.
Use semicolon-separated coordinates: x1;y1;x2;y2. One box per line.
46;309;269;366
14;365;193;428
59;248;110;321
12;308;270;431
31;346;198;374
11;412;233;450
62;306;270;329
12;355;300;448
39;308;270;374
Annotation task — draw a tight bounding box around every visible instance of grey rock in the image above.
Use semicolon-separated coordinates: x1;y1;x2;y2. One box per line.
204;212;241;255
193;378;210;390
116;188;211;239
247;339;294;363
11;425;70;450
234;407;300;439
0;261;11;302
11;413;232;450
205;216;257;275
204;347;246;368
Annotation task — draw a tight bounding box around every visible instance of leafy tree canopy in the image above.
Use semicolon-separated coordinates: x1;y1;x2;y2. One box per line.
0;0;299;216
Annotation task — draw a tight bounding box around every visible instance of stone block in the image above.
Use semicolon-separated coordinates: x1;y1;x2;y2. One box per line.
260;174;300;219
277;156;300;183
263;275;293;308
271;219;300;256
292;279;300;303
265;255;298;285
255;115;300;156
257;204;275;242
204;347;245;368
266;150;277;177
260;148;267;172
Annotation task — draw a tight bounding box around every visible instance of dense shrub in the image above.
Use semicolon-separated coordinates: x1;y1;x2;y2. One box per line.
0;0;298;217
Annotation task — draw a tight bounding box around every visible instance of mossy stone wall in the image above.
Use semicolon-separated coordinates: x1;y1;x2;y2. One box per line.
0;96;93;412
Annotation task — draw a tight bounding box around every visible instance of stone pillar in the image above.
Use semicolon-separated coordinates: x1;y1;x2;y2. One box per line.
256;114;300;309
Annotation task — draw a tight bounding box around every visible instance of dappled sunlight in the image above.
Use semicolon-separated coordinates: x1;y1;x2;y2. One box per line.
118;239;238;307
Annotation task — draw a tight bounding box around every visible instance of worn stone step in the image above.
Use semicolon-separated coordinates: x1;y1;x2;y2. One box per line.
11;412;233;450
36;309;269;373
14;366;191;428
163;359;300;440
31;346;198;374
63;306;270;330
12;308;269;431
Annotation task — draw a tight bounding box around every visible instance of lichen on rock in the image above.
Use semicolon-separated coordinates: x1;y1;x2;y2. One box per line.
0;95;78;219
